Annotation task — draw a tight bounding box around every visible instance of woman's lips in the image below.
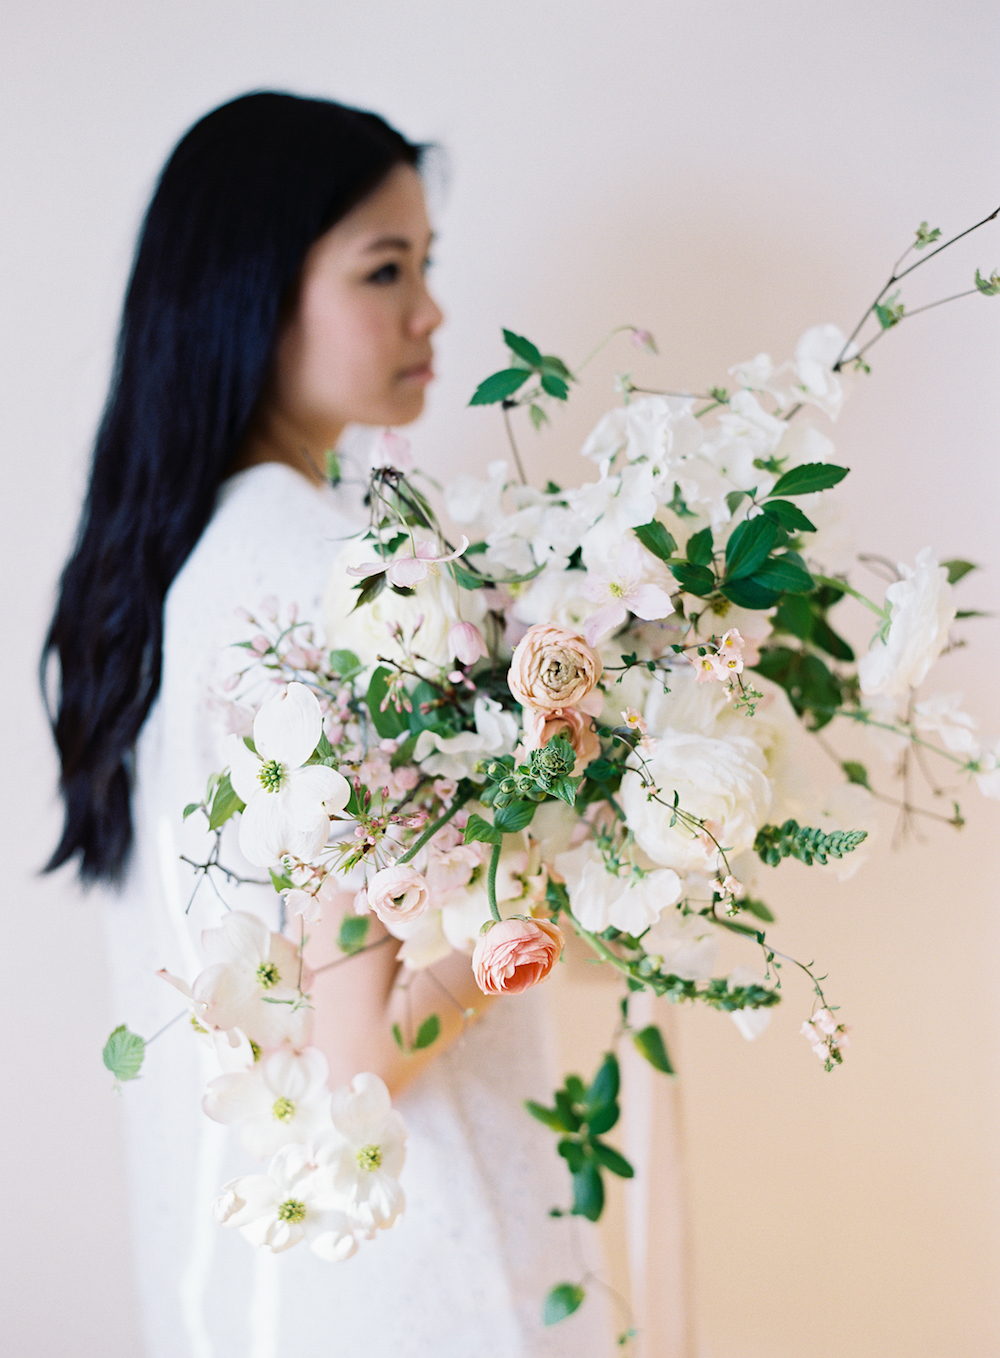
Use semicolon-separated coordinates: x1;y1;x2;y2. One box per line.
399;363;435;385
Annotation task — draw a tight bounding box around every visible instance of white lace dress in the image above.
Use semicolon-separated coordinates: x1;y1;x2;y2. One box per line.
104;462;614;1358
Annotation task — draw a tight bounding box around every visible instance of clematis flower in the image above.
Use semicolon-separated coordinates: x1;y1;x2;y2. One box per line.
346;535;469;589
194;910;314;1050
214;1140;359;1261
308;1073;407;1233
225;682;351;867
448;620;489;666
581;538;674;646
203;1045;333;1160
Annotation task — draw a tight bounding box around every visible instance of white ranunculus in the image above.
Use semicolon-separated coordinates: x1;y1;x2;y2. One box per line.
412;696;519;781
225;682;351;867
620;729;771;875
323;533;488;674
857;549;955;698
641;908;718;981
203;1046;333;1160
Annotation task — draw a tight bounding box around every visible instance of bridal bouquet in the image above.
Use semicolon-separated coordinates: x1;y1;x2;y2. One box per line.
104;212;1000;1330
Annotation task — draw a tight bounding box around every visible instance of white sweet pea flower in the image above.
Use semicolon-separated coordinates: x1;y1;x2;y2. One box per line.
858;549;955;698
789;324;853;419
555;842;682;934
641;907;719;982
413;696;518;781
309;1073;407;1233
444;459;510;535
580;394;702;466
226;682;350;867
203;1045;333;1160
195;910;313;1050
214;1140;359;1261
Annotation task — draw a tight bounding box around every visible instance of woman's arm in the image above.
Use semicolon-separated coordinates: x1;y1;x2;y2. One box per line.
303;907;496;1098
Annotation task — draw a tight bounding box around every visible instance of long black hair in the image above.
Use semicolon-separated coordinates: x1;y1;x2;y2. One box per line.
43;91;421;884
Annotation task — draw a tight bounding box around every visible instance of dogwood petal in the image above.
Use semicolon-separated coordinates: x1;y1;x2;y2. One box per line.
225;733;262;804
238;791;299;867
253;682;322;768
282;765;351;828
203;1070;270;1125
201;911;270;969
192;961;260;1034
306;1213;360;1261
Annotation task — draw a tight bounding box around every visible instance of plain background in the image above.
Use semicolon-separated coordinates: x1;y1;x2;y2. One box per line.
3;2;999;1355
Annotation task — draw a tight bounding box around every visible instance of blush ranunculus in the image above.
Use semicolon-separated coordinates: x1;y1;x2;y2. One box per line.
507;624;603;713
519;705;601;776
366;865;431;926
472;917;564;995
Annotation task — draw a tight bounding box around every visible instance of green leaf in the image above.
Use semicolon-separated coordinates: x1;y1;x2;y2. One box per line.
724;516;778;580
549;776;580;807
762;499;817;533
810;615;855;662
752;646;845;729
328;648;363;679
571;1162;605;1222
725;489;747;516
469;368;533;405
525;1099;576;1133
269;868;294;892
464;813;502;846
366;667;409;739
543;1283;586;1326
720;576;782;610
942;559;978;585
669;561;716;596
585;1052;620;1114
632;1023;675;1075
540;373;570;401
740;896;775;922
103;1024;145;1083
208;772;245;831
391;1023;405;1050
529;403;548;430
685;526;715;566
540;354;574;380
413;1014;441;1050
503;329;543;367
586;1101;620;1136
974;268;1000;296
182;802;201;820
754;555;815;594
754;819;868;868
338;914;370;955
769;463;849;497
557;1138;588;1173
633;520;678;563
591;1140;635;1179
493;800;537;833
842;760;871;789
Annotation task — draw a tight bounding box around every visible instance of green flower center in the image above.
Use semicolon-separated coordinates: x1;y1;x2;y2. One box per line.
272;1097;296;1122
356;1143;382;1172
609;581;625;598
249;1040;262;1062
277;1199;307;1224
256;961;280;989
258;759;285;792
189;1014;208;1036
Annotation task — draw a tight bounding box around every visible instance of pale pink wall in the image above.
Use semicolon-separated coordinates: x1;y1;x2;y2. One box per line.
3;3;998;1354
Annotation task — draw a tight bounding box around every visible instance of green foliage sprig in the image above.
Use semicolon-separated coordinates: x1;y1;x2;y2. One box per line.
754;819;868;868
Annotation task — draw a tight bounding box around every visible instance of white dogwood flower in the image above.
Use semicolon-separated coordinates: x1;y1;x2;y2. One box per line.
203;1045;333;1160
195;910;313;1050
309;1073;407;1234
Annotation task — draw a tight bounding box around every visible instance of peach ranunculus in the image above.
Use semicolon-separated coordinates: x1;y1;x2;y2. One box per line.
519;706;601;776
365;865;431;926
472;917;565;995
507;624;603;713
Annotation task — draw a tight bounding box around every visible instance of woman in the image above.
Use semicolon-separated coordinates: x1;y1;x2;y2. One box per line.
44;92;612;1358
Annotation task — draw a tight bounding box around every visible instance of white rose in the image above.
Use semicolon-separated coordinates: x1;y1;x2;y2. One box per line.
858;549;955;698
323;534;487;674
620;729;771;874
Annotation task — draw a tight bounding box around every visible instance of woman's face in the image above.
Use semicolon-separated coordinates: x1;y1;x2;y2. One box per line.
267;163;443;451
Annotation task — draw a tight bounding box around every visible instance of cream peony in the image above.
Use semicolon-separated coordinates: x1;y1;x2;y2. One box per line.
619;729;771;874
858;549;955;698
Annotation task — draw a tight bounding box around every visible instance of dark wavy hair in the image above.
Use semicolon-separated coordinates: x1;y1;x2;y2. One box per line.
43;91;421;884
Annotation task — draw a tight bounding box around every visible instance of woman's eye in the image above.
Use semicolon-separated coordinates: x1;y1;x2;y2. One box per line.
421;255;435;275
367;262;400;285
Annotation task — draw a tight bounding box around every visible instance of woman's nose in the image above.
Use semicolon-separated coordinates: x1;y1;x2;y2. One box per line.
410;282;444;338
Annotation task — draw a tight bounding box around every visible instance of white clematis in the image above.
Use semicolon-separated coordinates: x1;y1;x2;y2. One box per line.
225;682;351;867
203;1045;333;1160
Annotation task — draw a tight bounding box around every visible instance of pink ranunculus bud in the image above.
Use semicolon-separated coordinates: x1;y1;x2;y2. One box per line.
472;917;565;996
519;705;601;776
366;864;431;926
448;621;489;667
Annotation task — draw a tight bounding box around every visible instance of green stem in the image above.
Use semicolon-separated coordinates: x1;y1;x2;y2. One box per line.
564;909;639;983
839;710;975;768
502;405;529;486
486;841;502;923
811;573;889;620
396;785;475;865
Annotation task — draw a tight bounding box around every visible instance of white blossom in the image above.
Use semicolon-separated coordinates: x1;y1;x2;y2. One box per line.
858;549;955;698
309;1073;407;1233
194;910;312;1050
412;696;518;781
554;842;681;935
203;1045;333;1160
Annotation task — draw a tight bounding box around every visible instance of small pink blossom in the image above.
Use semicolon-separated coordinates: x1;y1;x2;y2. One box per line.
621;707;647;736
630;327;658;354
582;538;674;647
371;428;414;472
801;1009;850;1066
472;917;565;995
448;621;489;666
366;865;431;926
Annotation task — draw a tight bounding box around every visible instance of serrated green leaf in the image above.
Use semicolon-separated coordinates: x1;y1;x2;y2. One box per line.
503;329;543;367
413;1014;441;1050
338;914;370;955
328;648;363;678
540;373;570;401
469;368;533;405
632;1023;675;1074
103;1025;145;1083
493;800;537;833
366;667;409;739
769;462;849;497
590;1140;635;1178
669;561;716;596
633;520;678;562
543;1283;586;1326
208;772;245;831
571;1162;605;1222
686;526;715;566
464;813;502;846
762;499;817;533
942;559;978;585
724;516;778;580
